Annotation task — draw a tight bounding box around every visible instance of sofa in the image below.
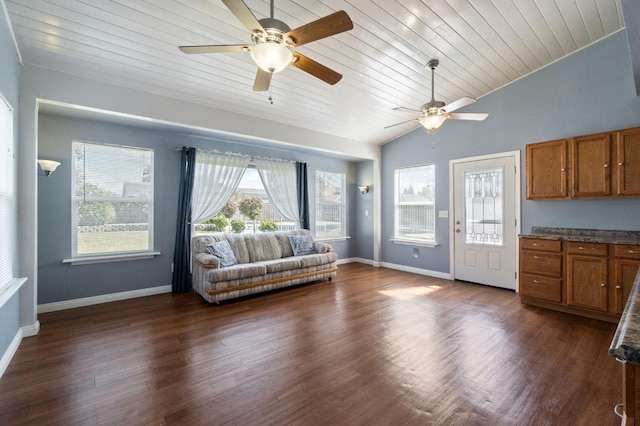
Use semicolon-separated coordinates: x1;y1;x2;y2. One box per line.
191;229;338;303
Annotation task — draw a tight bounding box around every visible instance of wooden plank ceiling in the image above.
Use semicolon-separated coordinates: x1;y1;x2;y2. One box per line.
5;0;625;145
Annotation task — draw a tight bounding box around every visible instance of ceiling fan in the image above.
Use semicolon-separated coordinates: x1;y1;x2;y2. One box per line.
179;0;353;92
385;59;488;133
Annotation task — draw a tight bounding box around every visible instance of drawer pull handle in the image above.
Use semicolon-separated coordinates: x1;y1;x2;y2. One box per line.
614;403;624;418
628;250;638;254
532;280;546;285
533;255;545;259
577;246;595;250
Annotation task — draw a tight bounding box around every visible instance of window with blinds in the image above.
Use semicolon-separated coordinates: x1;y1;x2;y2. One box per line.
394;164;436;244
0;95;16;292
315;170;346;239
72;141;154;257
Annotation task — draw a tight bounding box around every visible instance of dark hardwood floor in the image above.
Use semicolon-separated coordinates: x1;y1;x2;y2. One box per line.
0;263;621;425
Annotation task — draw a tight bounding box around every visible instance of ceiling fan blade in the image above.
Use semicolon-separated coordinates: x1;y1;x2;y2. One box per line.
392;106;421;113
179;44;249;54
447;112;489;121
445;96;476;112
290;53;342;85
222;0;265;34
285;10;353;47
384;117;420;129
253;68;272;92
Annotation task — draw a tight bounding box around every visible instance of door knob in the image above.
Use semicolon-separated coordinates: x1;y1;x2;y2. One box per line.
455;229;461;233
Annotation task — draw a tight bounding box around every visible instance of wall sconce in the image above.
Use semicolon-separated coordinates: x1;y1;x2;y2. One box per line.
358;185;370;194
37;159;60;176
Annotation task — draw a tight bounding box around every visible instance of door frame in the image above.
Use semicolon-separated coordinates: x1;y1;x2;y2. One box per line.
448;150;522;292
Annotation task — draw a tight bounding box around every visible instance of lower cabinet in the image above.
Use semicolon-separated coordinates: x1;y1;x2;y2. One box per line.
519;238;640;322
566;242;608;312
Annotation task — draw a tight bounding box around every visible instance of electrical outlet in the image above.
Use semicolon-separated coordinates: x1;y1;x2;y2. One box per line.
413;248;419;258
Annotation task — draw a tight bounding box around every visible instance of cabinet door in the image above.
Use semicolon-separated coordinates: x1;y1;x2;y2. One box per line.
566;254;608;311
616;127;640;195
570;133;612;197
613;259;640;315
526;140;568;199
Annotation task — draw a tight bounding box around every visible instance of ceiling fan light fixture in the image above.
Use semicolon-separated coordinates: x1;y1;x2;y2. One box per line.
250;42;292;73
419;111;447;133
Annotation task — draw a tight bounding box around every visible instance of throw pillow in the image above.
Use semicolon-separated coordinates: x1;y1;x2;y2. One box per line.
289;235;316;256
206;240;238;268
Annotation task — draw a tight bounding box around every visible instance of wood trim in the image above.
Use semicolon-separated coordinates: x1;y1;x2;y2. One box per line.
520;296;619;323
205;267;339;296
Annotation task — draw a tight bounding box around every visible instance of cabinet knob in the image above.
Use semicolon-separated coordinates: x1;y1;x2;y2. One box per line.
561;168;566;172
616;285;622;289
601;283;606;287
604;164;610;168
619;162;624;166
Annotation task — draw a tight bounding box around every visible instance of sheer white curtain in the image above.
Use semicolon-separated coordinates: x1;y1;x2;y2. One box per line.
254;157;300;225
191;150;250;228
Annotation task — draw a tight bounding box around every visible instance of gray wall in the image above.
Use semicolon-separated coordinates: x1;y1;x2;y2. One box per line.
381;30;640;273
0;14;21;362
355;160;374;260
38;113;357;304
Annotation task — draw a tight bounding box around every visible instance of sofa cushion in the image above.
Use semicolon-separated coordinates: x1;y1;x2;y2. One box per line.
245;233;283;262
297;252;338;268
260;257;303;274
289;234;316;256
207;263;267;282
206;240;238;267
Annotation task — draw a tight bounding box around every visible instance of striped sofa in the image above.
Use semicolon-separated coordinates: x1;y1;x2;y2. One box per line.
191;229;338;303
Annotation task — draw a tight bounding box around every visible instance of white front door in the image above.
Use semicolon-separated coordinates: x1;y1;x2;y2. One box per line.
451;152;520;290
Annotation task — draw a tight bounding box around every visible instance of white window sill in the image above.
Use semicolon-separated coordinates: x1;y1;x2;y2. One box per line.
0;277;27;309
316;236;351;242
390;239;439;248
63;251;161;266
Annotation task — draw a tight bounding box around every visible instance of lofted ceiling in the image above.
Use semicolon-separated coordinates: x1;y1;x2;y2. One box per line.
4;0;627;146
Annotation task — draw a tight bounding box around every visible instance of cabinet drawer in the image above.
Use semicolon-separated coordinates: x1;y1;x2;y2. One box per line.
566;241;608;256
614;244;640;260
520;238;561;252
520;251;562;277
520;274;562;303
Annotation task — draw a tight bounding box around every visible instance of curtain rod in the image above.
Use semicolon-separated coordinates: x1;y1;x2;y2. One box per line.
174;147;296;164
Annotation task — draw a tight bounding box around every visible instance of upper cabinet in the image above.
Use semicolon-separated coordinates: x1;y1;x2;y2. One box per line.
570;132;612;198
526;126;640;200
526;139;568;199
616;128;640;196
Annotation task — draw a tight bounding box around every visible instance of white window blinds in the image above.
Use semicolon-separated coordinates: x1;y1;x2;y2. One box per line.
72;141;154;256
0;96;16;291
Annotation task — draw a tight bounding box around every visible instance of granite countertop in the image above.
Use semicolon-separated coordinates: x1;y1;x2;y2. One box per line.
520;227;640;245
610;271;640;363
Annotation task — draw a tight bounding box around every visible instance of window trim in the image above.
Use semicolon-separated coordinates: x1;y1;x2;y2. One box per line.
70;140;155;260
393;164;436;244
315;170;347;240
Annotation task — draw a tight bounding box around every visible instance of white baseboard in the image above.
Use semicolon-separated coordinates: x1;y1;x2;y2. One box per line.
38;285;172;313
0;328;22;379
379;261;452;280
22;321;40;337
337;257;381;267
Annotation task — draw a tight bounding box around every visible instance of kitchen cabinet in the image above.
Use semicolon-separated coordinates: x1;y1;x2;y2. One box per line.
519;238;562;303
526;126;640;200
616;127;640;196
526;139;568;199
570;133;612;198
519;236;640;322
566;241;608;312
613;245;640;315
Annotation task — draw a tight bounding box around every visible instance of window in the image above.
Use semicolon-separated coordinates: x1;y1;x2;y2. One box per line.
72;141;154;257
315;170;346;239
394;165;435;244
196;167;296;234
0;95;16;293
